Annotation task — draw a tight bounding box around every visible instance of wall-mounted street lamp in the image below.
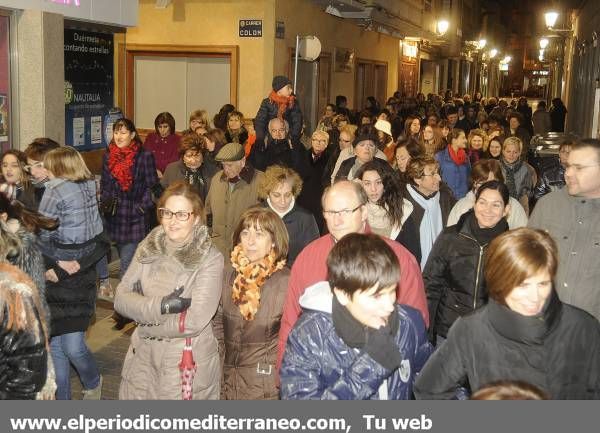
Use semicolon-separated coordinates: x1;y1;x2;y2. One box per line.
544;11;559;29
437;20;449;36
539;38;549;49
478;39;487;50
489;48;498;58
500;55;512;64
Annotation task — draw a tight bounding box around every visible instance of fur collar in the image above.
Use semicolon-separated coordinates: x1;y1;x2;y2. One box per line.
135;224;212;270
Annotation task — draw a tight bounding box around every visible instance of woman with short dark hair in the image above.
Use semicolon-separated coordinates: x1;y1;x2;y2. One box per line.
161;133;218;202
415;228;600;399
423;180;510;344
143;112;181;178
213;207;289;399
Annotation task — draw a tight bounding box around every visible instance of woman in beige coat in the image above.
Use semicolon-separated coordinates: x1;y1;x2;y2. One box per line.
214;207;290;399
115;181;224;399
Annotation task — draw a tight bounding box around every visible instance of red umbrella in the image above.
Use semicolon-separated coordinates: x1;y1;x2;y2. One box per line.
178;310;196;400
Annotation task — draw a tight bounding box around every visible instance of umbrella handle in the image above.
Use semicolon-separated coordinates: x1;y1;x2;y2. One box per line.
179;309;187;333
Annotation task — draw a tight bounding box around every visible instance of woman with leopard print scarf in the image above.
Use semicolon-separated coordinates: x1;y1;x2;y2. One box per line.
213;207;289;400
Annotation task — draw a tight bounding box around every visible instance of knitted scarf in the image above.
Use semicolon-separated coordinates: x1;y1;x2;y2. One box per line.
230;244;286;321
268;90;296;121
447;145;467;165
107;141;139;192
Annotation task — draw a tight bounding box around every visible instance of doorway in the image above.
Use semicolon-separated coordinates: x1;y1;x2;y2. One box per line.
355;59;388;110
124;45;238;132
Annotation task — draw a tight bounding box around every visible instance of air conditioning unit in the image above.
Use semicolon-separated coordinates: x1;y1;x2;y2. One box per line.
155;0;171;9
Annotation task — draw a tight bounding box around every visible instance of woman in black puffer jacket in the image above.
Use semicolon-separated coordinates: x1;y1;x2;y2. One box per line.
423;181;509;344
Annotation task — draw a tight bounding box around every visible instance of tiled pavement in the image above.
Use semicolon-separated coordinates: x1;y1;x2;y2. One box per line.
69;262;133;400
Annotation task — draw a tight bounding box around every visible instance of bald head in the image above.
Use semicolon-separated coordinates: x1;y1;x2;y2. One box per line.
322;180;369;241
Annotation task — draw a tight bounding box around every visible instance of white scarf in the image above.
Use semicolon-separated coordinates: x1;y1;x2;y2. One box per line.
267;197;295;218
407;184;443;269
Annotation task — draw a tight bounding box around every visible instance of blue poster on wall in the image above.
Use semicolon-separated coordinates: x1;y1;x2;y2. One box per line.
64;28;114;151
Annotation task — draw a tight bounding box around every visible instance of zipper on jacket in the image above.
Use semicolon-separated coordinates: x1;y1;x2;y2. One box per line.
458;232;487;310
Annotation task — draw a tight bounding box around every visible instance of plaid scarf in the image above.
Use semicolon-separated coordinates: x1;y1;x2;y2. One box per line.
108;141;139;192
230;244;286;321
268;90;296;121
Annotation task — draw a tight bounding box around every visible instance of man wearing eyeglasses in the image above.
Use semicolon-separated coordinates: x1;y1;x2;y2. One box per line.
277;180;428;371
248;117;307;176
529;138;600;321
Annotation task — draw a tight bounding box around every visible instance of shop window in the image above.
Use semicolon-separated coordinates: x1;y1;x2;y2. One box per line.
0;14;11;152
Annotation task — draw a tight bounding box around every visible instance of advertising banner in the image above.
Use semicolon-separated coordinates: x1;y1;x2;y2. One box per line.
64;28;114;150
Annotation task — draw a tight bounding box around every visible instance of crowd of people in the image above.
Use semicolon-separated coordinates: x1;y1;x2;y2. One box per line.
0;77;598;401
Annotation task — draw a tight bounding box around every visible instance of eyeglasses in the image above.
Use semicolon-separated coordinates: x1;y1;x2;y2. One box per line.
158;208;195;221
564;163;600;172
24;161;43;172
323;204;364;218
184;153;202;160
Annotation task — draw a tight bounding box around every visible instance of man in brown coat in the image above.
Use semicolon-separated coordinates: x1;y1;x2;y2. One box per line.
205;143;264;256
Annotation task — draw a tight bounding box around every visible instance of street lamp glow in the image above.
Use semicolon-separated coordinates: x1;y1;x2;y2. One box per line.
545;11;559;28
539;38;549;49
539;49;545;61
437;20;449;36
478;39;487;50
501;55;512;63
489;48;498;58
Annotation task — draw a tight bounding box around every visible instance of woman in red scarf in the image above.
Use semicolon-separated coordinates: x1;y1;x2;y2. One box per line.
100;118;160;283
254;76;303;148
435;128;471;199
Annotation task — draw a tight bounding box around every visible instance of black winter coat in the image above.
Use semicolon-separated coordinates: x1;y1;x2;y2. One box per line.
423;211;508;340
262;202;319;267
254;97;303;146
415;293;600;399
45;232;110;337
248;138;308;176
297;148;332;234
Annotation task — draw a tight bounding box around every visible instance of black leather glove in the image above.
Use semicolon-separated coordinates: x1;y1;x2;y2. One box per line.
160;286;191;315
364;324;403;371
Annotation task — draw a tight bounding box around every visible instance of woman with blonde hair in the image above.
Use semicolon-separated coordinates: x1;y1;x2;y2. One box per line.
416;228;600;399
258;165;319;266
225;110;249;145
38;146;103;263
115;181;223;399
183;109;210;135
499;136;534;214
466;128;488;165
213;207;290;399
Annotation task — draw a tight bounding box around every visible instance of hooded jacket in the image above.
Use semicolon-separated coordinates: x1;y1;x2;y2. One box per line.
280;282;432;400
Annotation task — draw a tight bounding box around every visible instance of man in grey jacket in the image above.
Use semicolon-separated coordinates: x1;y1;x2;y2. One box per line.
528;138;600;321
